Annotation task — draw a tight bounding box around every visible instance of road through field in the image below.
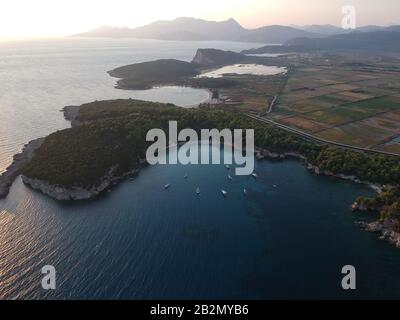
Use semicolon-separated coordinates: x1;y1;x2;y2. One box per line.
246;113;400;157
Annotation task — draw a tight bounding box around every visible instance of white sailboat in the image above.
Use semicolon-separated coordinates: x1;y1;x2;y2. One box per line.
164;184;171;189
221;190;228;197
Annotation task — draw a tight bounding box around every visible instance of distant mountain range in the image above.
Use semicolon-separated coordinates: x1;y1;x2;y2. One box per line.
74;17;400;44
293;24;350;35
242;30;400;54
293;24;398;35
73;17;321;43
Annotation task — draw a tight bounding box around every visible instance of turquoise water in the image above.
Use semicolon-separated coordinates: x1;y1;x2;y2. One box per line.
1;144;400;299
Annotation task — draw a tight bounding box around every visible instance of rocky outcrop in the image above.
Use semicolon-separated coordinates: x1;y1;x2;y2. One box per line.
358;219;400;248
62;105;80;127
21;161;147;201
255;148;310;162
305;163;381;190
255;147;384;195
351;202;371;212
0;105;80;200
254;147;285;160
0;138;45;199
21;175;107;201
192;49;245;67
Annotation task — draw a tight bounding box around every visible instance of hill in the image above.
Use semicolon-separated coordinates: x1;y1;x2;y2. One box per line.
242;31;400;54
108;59;198;89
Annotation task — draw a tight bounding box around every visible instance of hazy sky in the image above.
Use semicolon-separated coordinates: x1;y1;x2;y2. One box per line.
1;0;399;39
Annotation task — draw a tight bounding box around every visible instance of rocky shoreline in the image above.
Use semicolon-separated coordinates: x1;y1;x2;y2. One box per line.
21;161;147;201
255;147;382;192
254;146;400;248
0;137;45;199
0;105;80;200
357;219;400;249
25;104;149;201
62;105;81;127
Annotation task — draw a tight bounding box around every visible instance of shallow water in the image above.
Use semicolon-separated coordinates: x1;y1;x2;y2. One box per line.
245;53;289;57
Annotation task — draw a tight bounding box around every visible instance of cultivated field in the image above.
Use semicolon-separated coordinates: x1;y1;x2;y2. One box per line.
216;73;287;113
270;53;400;154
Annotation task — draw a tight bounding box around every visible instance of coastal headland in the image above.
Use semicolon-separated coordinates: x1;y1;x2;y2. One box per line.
0;137;44;199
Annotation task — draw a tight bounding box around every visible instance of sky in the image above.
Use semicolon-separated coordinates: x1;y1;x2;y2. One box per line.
0;0;399;39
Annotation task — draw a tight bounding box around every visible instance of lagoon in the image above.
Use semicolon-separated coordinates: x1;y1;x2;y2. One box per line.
197;64;287;78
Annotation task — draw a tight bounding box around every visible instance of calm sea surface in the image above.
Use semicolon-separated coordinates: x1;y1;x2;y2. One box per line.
0;38;260;173
1;38;400;299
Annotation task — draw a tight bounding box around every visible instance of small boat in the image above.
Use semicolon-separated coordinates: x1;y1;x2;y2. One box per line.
184;174;188;179
251;173;258;178
225;165;230;170
164;184;171;189
129;177;134;181
221;190;228;197
273;184;277;188
243;188;248;195
228;175;233;181
196;187;200;195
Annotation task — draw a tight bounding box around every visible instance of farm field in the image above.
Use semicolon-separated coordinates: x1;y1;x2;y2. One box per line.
217;73;287;112
270;54;400;154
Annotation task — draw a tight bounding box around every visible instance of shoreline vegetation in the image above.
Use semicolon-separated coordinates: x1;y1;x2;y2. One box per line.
21;100;399;199
0;138;45;199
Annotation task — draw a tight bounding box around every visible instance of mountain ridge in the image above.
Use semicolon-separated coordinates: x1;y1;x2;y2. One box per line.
241;30;400;54
74;17;400;44
73;17;321;43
